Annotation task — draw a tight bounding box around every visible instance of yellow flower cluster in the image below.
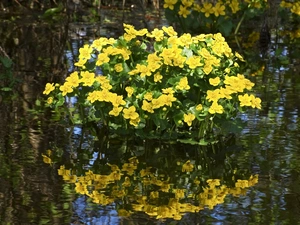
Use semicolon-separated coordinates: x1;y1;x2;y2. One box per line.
164;0;243;18
43;23;261;139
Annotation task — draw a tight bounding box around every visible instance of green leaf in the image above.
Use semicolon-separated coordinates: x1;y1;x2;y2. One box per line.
1;87;12;92
0;56;13;68
217;18;233;37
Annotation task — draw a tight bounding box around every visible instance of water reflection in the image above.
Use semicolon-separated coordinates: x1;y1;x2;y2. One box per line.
1;1;300;224
41;136;259;224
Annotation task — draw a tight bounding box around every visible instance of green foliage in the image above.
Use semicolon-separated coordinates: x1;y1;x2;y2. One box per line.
43;24;261;143
0;55;18;94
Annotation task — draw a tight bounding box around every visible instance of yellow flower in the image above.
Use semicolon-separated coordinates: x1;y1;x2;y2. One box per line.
162;88;175;95
178;5;191;18
238;94;252;107
186;55;203;69
206;89;221;102
183;113;195;126
80;71;95;86
229;0;240;14
74;58;87;68
212;3;226;17
203;63;213;75
235;52;245;61
142;100;154;113
46;97;53;104
130;117;141;127
209;101;224;114
123;106;139;120
43;83;55;95
66;71;80;88
181;0;193;7
109;106;123;116
78;44;93;60
176;77;190;90
125;86;134;97
162;26;177;36
111;95;126;107
182;160;194;172
114;63;123;72
59;82;73;96
87;90;100;103
96;53;110;66
154;72;163;83
250;95;262;109
163;0;178;10
147;28;164;41
196;104;203;111
209;77;221;86
201;2;214;17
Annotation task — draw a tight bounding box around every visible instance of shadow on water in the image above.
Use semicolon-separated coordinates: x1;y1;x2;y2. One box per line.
1;1;300;224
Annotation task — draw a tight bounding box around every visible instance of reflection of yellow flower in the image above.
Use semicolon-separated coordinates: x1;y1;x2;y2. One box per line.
248;174;259;186
122;163;137;175
42;154;52;165
75;182;88;195
150;191;159;199
118;209;132;217
207;179;220;188
122;176;131;187
182;160;194;172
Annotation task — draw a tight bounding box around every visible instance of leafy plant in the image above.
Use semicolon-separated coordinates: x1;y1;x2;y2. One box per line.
43;24;261;143
0;49;15;93
163;0;269;36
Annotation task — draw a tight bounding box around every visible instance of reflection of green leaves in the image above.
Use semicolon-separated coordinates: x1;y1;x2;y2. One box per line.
218;118;246;134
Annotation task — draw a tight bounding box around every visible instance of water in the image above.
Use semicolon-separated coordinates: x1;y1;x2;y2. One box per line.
1;2;300;225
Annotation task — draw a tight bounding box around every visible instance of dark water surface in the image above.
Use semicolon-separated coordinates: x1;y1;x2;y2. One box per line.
1;4;300;225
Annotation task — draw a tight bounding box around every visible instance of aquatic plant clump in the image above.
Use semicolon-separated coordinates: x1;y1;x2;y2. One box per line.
43;24;261;141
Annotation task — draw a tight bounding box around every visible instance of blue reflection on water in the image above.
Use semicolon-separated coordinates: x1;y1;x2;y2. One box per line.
72;197;120;225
